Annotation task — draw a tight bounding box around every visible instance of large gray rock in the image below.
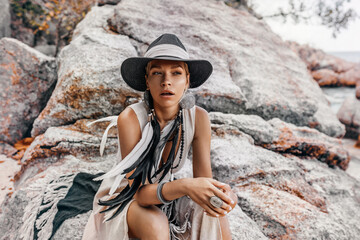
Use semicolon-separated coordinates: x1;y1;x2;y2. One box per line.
210;118;360;239
31;6;141;137
210;112;350;170
108;0;344;137
0;0;11;38
31;1;344;139
0;38;57;144
337;95;360;139
17;119;118;185
1;111;357;239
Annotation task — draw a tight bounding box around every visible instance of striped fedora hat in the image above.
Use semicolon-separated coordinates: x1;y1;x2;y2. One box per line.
120;33;213;92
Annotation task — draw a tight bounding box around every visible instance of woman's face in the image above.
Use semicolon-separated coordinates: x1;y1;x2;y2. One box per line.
145;59;189;109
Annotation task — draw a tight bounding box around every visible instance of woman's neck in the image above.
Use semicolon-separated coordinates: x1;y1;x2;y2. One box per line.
153;104;180;128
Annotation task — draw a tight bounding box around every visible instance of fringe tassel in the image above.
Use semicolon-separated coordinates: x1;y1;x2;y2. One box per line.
19;174;76;240
160;198;192;240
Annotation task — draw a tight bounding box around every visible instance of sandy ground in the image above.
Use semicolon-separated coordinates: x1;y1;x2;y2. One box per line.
342;138;360;181
0;154;21;207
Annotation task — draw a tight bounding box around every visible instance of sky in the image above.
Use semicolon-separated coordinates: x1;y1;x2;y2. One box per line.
251;0;360;52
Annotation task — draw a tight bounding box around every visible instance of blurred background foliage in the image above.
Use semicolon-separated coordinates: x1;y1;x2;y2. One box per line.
8;0;358;57
224;0;358;37
10;0;97;55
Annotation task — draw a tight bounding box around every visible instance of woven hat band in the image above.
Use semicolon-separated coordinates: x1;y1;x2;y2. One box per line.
144;44;189;59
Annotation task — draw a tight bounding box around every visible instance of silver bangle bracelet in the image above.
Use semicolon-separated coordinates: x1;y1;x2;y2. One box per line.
157;181;172;205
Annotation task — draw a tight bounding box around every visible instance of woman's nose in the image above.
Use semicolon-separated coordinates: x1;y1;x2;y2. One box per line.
161;73;171;86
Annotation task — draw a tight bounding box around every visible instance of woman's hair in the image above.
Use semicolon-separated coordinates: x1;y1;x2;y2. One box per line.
145;61;190;77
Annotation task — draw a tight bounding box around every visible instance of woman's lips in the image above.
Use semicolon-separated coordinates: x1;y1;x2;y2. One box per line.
160;90;175;96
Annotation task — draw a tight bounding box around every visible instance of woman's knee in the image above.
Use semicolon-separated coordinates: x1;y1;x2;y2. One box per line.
145;208;169;238
127;201;169;239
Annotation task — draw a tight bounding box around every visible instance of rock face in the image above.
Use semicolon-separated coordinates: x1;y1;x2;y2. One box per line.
287;41;360;94
337;95;360;139
1;111;358;239
30;0;344;139
31;6;141;137
209;114;359;239
0;38;57;144
210;112;350;170
0;0;11;38
1;1;358;239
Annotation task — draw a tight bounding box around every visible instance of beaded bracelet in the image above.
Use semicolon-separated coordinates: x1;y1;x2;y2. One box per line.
157;181;172;205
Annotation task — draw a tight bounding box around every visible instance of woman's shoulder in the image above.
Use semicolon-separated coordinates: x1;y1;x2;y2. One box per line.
194;105;209;122
117;106;138;129
118;101;148;132
193;105;210;139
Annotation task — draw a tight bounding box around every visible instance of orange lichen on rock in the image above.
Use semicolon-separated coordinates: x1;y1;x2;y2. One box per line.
211;125;242;137
14;137;34;151
262;124;350;170
356;135;360;148
311;69;338;86
234;169;328;213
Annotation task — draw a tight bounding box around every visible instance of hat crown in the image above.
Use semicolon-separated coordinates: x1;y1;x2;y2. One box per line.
147;33;187;52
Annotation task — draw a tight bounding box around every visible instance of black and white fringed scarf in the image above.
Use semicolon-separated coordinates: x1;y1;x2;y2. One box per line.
92;108;185;221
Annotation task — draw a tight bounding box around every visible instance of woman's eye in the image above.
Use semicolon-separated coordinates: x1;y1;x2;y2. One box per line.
174;71;181;75
152;72;161;75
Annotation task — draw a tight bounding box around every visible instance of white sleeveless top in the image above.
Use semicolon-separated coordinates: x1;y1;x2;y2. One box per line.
82;102;223;240
88;101;196;195
128;101;195;178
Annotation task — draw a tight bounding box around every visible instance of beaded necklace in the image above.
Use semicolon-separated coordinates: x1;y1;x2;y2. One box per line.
98;107;185;221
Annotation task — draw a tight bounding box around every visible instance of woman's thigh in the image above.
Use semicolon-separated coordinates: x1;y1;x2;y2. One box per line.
127;200;169;239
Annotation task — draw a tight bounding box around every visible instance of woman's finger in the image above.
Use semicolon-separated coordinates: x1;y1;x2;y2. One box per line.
203;203;227;218
198;198;222;217
212;186;234;205
211;179;227;189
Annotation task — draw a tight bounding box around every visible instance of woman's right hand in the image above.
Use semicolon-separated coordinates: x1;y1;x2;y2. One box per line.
182;178;235;218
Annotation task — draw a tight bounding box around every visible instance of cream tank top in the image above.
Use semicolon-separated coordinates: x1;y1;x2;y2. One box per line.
128;101;196;181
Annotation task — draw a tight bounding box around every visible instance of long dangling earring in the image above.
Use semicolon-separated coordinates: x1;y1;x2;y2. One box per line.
179;89;195;109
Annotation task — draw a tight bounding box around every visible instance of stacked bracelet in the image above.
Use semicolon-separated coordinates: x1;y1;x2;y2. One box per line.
157;182;172;205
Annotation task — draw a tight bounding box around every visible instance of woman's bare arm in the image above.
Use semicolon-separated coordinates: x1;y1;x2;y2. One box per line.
192;106;212;178
190;107;237;216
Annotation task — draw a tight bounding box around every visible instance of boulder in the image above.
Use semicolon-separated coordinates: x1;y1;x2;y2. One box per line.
17;119;118;186
31;1;344;139
0;38;57;145
287;41;360;88
210;117;360;239
337;95;360;139
210;112;350;170
31;6;141;137
1;112;358;239
0;142;17;158
0;0;11;38
0;154;20;206
108;0;343;138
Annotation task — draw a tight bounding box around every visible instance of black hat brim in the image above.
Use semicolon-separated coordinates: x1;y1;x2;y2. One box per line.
120;56;213;92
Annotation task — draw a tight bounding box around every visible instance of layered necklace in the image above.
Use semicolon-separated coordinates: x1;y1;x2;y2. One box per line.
98;107;185;221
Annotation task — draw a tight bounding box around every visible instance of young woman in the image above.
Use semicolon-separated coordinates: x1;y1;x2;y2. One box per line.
82;33;237;240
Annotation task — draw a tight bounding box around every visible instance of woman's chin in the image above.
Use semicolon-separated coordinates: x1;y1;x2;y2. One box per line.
154;99;180;109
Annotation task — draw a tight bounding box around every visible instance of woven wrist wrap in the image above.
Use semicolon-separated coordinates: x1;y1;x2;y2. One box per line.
157;182;172;205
